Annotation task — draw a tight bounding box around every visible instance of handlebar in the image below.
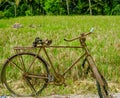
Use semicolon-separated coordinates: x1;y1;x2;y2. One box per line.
33;28;94;47
64;28;94;42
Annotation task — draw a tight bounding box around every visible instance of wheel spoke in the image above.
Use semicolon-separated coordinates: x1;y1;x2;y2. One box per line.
27;56;38;72
9;59;24;72
24;77;37;96
17;54;26;72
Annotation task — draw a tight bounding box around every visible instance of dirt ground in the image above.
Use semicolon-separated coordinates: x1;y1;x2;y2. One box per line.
3;93;120;98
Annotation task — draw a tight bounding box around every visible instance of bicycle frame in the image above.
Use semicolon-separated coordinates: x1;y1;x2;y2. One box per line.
38;45;86;76
14;34;92;82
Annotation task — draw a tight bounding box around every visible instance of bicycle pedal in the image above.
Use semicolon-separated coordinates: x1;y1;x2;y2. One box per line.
48;74;54;82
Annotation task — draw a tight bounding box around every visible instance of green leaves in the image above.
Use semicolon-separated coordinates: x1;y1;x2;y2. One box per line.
112;4;120;15
0;0;120;18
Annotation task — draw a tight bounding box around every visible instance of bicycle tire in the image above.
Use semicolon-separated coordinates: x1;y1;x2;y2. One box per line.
1;52;49;97
96;74;109;98
84;56;109;98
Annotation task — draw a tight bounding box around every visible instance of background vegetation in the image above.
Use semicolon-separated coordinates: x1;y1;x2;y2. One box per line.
0;16;120;95
0;0;120;18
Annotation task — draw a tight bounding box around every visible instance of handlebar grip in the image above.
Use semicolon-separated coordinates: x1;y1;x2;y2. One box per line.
90;28;94;33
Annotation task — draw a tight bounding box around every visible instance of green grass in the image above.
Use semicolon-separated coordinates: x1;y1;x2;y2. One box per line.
0;16;120;96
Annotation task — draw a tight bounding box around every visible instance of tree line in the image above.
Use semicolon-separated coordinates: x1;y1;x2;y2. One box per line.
0;0;120;18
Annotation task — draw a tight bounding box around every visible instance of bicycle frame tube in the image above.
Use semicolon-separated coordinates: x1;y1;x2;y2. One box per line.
62;53;86;76
14;46;83;50
42;46;58;75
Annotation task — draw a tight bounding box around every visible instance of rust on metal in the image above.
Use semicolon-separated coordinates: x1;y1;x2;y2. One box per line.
13;46;83;50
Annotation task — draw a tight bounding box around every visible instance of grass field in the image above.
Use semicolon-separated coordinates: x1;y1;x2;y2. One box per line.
0;16;120;96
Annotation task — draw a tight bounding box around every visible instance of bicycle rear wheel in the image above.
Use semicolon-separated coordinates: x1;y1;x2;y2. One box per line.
84;56;109;98
1;52;49;97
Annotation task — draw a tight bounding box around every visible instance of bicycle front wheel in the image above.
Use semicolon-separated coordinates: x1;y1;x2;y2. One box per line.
1;52;49;97
85;56;109;98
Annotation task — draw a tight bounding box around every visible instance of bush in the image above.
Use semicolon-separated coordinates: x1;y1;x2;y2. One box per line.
4;10;14;18
25;10;33;16
4;6;15;18
112;4;120;15
0;11;5;19
44;0;65;15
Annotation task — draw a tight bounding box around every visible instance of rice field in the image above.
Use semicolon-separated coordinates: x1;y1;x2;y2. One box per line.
0;16;120;96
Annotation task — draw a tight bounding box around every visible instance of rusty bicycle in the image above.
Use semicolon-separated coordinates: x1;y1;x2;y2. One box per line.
1;28;111;98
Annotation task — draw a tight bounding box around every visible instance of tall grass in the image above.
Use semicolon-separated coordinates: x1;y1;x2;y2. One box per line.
0;16;120;95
